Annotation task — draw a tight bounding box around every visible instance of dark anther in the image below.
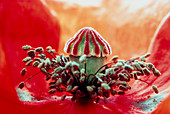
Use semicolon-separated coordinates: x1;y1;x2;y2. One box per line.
66;85;72;92
46;76;51;81
21;68;27;76
71;86;79;92
146;63;155;70
61;95;66;101
40;68;48;75
22;45;31;51
22;57;32;63
153;70;161;77
49;89;56;94
124;64;134;73
51;73;58;80
111;56;118;61
119;85;127;91
46;46;52;50
49;81;56;85
87;86;94;93
142;68;151;76
118;90;125;95
27;50;35;58
133;72;138;80
101;83;110;90
25;60;33;66
32;61;39;67
56;78;62;86
67;77;74;85
96;97;100;103
152;85;159;94
110;89;117;96
18;82;25;89
35;47;44;53
49;84;56;89
108;80;116;87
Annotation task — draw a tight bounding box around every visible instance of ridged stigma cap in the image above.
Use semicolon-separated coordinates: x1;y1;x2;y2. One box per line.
64;27;112;57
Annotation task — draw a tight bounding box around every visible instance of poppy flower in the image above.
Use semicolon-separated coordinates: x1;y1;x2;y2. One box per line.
0;1;170;114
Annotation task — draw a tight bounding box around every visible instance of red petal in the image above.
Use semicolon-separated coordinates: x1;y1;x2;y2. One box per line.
129;12;170;97
102;12;170;113
113;12;170;113
0;0;60;99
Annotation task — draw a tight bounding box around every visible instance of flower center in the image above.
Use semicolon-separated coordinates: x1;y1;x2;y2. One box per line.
19;45;161;103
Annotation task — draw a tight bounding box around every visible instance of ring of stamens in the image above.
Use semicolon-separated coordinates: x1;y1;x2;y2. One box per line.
19;45;161;103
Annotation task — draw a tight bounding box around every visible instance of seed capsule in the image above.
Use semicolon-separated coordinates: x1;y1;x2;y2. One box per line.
152;85;159;94
21;68;27;76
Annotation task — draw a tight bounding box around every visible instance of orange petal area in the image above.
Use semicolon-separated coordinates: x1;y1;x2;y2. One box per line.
45;0;170;60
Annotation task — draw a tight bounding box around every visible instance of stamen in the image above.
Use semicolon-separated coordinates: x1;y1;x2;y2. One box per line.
20;68;27;76
152;85;159;94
